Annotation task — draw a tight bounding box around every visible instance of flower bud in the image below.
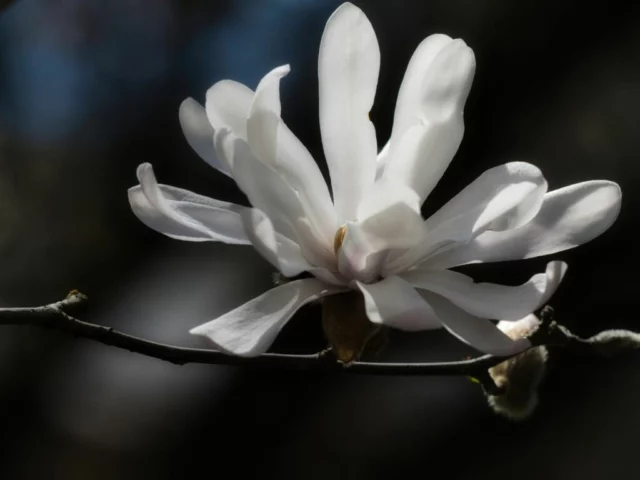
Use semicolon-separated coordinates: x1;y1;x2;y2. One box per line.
486;314;548;420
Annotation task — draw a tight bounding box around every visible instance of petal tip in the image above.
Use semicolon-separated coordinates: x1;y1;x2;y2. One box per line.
179;96;199;112
136;162;153;180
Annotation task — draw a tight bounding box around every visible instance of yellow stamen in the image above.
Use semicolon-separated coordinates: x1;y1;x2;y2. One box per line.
333;225;347;255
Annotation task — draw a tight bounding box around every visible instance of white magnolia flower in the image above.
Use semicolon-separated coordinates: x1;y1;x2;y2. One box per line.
128;2;621;357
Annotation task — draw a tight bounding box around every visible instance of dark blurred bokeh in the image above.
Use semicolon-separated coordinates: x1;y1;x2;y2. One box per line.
0;0;638;478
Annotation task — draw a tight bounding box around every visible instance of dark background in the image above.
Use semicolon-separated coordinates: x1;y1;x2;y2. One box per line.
0;0;638;478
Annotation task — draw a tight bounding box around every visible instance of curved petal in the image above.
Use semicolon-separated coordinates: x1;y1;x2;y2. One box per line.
383;38;475;201
420;291;531;356
128;163;251;244
427;180;622;269
179;98;231;176
190;279;345;357
425;161;548;238
383;162;547;275
239;208;311;277
248;64;289;117
319;2;380;223
205;79;254;139
356;276;441;331
246;65;337;242
215;129;335;268
401;260;567;319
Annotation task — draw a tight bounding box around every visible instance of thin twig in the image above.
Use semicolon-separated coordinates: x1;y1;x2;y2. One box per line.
0;293;593;390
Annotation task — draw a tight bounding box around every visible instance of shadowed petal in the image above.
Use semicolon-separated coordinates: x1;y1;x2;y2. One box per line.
239;208;311;277
190;279;345;356
178;98;231;176
402;261;567;319
205;79;254;139
421;291;531;356
356;276;441;331
247;65;337;242
128;163;250;244
214;129;335;268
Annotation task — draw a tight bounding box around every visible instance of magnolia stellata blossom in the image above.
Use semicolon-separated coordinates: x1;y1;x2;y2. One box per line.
128;2;621;357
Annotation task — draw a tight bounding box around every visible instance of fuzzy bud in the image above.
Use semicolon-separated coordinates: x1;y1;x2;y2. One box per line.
486;314;548;421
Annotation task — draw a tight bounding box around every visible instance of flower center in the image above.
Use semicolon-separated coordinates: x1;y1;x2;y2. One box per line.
333;225;347;255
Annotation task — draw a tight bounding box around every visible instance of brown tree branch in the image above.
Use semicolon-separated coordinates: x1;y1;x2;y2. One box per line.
0;293;627;394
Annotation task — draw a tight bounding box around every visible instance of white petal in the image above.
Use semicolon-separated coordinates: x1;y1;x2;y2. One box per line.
383;118;464;204
216;129;335;268
375;141;391;179
190;279;345;357
319;2;380;223
179;98;231;176
426;161;548;238
388;34;454;147
339;179;427;281
205;80;254;139
401;261;567;319
308;267;348;286
356;276;441;331
128;163;250;244
383;162;547;275
356;176;421;220
239;208;311;277
421;291;531;356
428;180;622;269
417;39;476;123
248;64;289;117
246;65;337;242
382;38;475;201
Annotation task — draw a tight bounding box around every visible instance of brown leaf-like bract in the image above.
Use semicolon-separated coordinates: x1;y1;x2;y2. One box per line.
321;291;384;363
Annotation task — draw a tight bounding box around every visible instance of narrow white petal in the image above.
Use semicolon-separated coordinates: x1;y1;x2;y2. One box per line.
356;276;441;331
240;208;311;277
179;98;231;176
402;261;567;319
190;279;345;357
319;2;380;223
417;39;476;123
383;162;547;275
128;163;250;244
383;38;474;201
248;64;289;117
389;34;454;144
246;65;337;242
427;180;622;269
425;161;548;238
421;291;531;356
205;80;254;139
383;118;464;203
217;129;335;268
